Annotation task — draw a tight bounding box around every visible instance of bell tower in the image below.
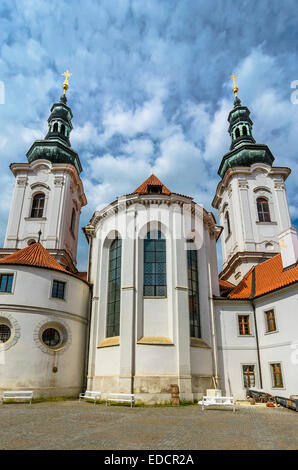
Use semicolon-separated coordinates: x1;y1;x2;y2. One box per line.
212;76;292;284
2;72;87;272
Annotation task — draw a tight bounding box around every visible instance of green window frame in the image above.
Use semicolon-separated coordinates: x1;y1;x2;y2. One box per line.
106;238;122;337
143;230;166;297
187;242;201;338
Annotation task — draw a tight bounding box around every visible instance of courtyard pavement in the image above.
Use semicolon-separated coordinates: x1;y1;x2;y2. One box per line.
0;400;297;450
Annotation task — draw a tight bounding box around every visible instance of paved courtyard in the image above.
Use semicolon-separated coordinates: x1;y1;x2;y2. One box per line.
0;400;297;450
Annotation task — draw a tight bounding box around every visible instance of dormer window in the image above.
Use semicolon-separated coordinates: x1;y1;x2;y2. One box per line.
148;185;162;194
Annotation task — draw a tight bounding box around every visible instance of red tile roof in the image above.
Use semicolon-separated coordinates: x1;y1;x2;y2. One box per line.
228;254;298;299
219;279;235;290
133;174;171;195
0;243;68;273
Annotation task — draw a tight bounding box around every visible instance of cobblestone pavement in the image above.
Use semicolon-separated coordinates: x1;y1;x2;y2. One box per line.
0;401;297;450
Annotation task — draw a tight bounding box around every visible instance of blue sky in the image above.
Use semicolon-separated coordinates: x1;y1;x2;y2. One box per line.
0;0;298;271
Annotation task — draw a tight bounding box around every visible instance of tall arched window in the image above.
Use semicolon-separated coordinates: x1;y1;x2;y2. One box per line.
187;241;201;338
30;193;45;218
225;211;231;236
242;126;247;136
106;238;122;338
144;230;166;297
235;127;240;138
53;122;58;132
61;124;65;135
70;208;76;234
257;197;271;222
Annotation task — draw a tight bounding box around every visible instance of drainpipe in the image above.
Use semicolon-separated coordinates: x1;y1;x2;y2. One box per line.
250;268;263;389
82;225;95;391
207;260;220;388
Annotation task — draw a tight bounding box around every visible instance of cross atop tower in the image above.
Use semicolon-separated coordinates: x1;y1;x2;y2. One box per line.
62;70;72;95
230;74;239;96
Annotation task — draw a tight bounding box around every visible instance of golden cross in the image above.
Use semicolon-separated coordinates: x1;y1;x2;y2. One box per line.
230;74;239;96
61;70;72;94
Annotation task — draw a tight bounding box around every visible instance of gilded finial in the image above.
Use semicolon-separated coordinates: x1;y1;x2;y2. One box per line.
61;70;72;95
230;74;239;96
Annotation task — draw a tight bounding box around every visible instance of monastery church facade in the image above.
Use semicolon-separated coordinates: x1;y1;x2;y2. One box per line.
0;86;297;402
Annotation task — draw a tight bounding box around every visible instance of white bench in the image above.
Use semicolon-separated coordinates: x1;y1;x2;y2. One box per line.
79;390;101;405
1;390;33;404
106;393;135;407
198;396;236;412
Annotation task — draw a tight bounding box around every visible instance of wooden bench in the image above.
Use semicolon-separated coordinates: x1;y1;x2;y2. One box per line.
1;390;33;404
79;390;101;405
198;396;236;412
106;393;135;408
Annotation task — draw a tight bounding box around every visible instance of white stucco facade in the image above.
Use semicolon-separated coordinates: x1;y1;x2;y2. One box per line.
0;264;90;397
86;192;221;403
212;163;291;284
4;159;87;271
215;283;298;400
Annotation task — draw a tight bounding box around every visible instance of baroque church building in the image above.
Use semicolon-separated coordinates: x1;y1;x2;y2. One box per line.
0;79;297;402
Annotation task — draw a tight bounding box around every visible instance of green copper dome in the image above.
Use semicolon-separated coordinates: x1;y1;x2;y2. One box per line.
218;96;274;178
26;94;82;174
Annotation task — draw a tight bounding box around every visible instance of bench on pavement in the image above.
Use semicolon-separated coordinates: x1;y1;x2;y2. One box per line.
106;393;135;408
198;396;236;412
79;390;101;405
1;390;33;405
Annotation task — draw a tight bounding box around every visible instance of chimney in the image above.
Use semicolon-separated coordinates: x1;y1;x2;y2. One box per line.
278;227;298;270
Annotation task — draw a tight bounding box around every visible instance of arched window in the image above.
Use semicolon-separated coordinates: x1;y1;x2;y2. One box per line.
225;211;231;236
61;124;65;135
187;240;201;338
144;230;166;297
106;238;122;338
53;122;58;132
257;197;271;222
242;126;247;136
235;127;240;138
31;193;45;218
70;208;76;234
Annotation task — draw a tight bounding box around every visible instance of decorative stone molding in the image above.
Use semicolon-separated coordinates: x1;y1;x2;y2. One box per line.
33;317;71;355
190;337;211;349
97;336;120;348
238;180;249;189
16;177;28;187
0;312;21;351
137;336;173;345
274;181;285;190
54;176;64;187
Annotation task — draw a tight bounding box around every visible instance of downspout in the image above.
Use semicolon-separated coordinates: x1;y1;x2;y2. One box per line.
207;260;220;389
250;268;263;389
82;225;94;391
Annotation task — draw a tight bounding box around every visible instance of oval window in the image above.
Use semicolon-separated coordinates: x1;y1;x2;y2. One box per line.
42;328;61;348
0;324;11;343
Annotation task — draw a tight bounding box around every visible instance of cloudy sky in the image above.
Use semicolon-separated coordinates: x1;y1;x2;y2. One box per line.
0;0;297;271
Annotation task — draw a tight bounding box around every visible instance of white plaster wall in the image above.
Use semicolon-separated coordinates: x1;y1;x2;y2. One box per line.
255;287;298;398
0;265;89;396
216;285;298;399
88;195;218;399
218;164;291;281
4;160;86;267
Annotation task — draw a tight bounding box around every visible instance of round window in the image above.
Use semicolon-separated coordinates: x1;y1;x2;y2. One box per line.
42;328;61;348
0;324;11;343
